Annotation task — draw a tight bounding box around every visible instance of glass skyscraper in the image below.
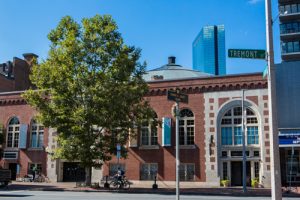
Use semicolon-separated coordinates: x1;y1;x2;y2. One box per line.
192;25;226;75
279;1;300;61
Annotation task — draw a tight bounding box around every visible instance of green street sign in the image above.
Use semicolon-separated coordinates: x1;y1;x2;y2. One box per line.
228;49;266;59
167;89;188;103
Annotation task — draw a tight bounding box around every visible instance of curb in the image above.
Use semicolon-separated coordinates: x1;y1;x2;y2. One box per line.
3;184;300;197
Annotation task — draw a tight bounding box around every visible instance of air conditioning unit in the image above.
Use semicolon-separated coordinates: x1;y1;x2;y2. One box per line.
3;152;18;160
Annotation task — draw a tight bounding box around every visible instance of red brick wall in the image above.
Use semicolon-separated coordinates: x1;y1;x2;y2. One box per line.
0;57;32;93
0;76;14;92
0;93;48;177
13;58;31;91
103;73;267;183
103;93;206;182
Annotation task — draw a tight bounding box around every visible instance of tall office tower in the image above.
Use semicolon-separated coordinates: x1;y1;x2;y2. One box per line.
192;25;226;75
279;1;300;61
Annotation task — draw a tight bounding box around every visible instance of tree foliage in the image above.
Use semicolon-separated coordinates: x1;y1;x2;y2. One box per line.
23;15;156;183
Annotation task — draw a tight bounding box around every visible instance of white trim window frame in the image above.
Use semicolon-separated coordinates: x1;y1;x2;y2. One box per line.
179;109;195;145
7;117;20;148
30;120;44;148
140;118;158;147
220;107;259;146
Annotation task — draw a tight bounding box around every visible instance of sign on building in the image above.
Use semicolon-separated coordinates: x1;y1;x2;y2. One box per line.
228;49;266;59
162;117;171;146
279;130;300;147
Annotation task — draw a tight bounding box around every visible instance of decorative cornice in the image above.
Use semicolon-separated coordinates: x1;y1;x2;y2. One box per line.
146;81;268;96
0;97;27;106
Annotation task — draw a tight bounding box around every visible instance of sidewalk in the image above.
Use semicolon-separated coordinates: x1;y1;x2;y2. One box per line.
2;181;300;197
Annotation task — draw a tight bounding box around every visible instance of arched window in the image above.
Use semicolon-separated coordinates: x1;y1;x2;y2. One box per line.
30;119;44;148
179;109;194;145
220;107;259;146
140;113;158;146
7;117;20;148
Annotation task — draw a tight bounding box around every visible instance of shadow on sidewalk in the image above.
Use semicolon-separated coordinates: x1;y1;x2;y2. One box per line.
2;183;300;198
1;183;65;191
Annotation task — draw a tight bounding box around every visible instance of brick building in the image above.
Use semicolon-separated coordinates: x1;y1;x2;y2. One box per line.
102;57;272;187
0;53;47;181
0;53;37;92
0;56;272;187
0;91;48;180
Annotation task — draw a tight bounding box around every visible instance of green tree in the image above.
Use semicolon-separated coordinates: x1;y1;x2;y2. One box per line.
23;15;156;186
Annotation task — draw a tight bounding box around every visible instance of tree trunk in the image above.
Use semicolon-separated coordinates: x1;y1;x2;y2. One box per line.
85;166;92;186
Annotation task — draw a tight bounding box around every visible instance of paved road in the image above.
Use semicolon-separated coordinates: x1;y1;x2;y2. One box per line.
0;191;298;200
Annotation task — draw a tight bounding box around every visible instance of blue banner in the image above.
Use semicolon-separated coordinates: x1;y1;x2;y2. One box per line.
279;134;300;146
162;117;171;146
17;164;20;174
19;124;28;149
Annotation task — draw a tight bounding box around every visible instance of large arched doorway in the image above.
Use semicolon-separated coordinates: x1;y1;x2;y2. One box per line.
218;105;261;186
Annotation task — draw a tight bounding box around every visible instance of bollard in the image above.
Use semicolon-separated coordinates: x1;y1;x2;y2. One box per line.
152;176;158;189
104;175;110;188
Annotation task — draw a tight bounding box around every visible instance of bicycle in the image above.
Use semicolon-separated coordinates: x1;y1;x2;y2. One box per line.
110;176;130;189
33;174;50;183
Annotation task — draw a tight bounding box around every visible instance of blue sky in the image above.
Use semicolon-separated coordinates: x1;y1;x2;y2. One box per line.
0;0;280;74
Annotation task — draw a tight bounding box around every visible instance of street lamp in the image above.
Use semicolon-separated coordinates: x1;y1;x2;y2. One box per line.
265;0;282;199
272;11;287;25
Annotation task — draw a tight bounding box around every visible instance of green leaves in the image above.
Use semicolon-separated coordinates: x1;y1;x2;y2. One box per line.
23;14;156;170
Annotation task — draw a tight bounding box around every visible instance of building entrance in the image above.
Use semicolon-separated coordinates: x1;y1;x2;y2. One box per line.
8;163;17;180
231;161;250;186
63;162;85;182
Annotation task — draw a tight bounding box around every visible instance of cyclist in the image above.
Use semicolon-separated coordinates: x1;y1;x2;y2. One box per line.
115;167;125;182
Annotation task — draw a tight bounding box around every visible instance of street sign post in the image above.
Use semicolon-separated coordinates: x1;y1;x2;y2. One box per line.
228;49;266;59
167;89;188;200
167;89;188;103
117;144;121;167
116;144;121;151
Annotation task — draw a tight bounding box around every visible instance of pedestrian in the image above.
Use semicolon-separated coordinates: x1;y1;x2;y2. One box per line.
32;166;37;181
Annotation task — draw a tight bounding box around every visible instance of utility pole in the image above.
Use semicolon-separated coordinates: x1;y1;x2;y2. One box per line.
167;88;188;200
265;0;282;199
175;101;180;200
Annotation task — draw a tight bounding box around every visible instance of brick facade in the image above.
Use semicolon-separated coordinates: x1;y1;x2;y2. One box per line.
0;68;271;187
0;92;48;179
102;72;271;187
